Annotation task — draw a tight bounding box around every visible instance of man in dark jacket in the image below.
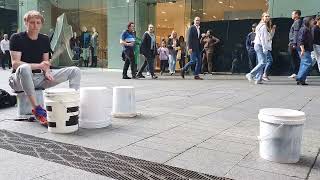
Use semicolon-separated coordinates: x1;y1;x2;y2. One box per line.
288;10;303;78
246;23;257;71
137;24;157;79
180;17;203;80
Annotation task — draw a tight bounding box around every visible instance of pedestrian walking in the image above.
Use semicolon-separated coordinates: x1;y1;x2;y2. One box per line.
246;23;257;71
312;16;320;72
180;17;203;80
158;40;169;75
1;34;11;69
296;17;314;85
120;22;137;79
167;31;179;75
245;12;273;84
177;36;186;69
262;20;276;81
137;24;158;79
288;10;303;79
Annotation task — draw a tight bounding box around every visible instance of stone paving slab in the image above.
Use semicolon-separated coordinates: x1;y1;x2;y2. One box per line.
0;69;320;179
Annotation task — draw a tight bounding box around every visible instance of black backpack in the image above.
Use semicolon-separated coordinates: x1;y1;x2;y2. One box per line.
0;89;17;109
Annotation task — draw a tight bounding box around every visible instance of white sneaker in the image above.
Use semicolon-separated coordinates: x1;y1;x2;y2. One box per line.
255;80;263;84
262;76;270;81
288;74;296;79
146;72;151;76
245;73;253;82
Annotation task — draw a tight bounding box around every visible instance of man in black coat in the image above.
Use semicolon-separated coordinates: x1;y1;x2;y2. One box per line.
180;17;203;80
137;24;158;79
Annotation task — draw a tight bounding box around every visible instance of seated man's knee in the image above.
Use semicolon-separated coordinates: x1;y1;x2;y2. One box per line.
17;64;32;76
70;66;81;76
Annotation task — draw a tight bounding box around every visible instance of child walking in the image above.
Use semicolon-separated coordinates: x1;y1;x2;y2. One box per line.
158;41;169;75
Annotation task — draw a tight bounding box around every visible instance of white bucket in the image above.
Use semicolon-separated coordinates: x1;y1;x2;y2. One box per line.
112;86;136;118
44;88;80;133
258;108;306;163
79;87;111;128
17;90;44;117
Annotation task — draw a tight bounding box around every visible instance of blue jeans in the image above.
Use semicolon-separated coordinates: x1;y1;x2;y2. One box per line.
264;51;273;76
296;51;312;82
169;54;177;73
250;44;267;81
183;51;201;76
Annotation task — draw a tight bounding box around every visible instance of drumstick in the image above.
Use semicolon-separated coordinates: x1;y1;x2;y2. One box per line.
51;46;65;60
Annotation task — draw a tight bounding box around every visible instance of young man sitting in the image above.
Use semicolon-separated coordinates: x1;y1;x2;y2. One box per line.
9;10;81;126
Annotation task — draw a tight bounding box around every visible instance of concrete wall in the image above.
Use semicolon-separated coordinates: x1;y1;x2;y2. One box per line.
270;0;319;18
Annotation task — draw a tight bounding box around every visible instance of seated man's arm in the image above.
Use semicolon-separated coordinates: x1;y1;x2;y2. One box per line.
11;51;48;70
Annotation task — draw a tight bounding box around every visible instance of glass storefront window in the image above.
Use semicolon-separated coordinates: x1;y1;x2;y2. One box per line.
156;0;187;42
37;0;107;65
202;0;268;22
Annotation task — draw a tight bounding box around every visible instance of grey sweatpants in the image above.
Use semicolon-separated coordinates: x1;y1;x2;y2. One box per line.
9;64;81;96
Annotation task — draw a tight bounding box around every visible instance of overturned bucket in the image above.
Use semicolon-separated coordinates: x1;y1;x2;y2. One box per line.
258;108;306;163
45;88;80;133
79;87;111;128
112;86;136;118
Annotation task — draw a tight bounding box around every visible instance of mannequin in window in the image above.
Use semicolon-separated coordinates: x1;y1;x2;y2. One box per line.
70;32;81;62
90;27;99;67
80;26;91;67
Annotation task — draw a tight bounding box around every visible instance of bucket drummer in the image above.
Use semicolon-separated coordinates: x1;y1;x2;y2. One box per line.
9;10;81;126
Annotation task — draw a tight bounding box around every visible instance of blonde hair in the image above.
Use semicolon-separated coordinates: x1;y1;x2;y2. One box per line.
24;10;44;24
170;31;177;38
261;12;270;22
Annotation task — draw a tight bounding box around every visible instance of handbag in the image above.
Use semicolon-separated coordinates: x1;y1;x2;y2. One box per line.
176;50;182;60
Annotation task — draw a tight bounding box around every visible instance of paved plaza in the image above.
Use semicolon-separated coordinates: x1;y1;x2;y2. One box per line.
0;68;319;180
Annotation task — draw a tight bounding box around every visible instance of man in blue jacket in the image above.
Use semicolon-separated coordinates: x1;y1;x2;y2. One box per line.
180;17;203;80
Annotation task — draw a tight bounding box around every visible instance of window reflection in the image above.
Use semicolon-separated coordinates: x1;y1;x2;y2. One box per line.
38;0;107;65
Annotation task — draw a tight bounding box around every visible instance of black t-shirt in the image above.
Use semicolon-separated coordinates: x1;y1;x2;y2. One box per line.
10;31;50;64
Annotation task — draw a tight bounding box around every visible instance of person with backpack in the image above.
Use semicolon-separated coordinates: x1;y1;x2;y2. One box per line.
288;10;303;79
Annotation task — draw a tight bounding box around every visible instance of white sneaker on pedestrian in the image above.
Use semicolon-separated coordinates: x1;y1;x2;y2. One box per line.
245;73;253;82
288;74;296;79
146;72;151;76
262;76;270;81
255;80;263;85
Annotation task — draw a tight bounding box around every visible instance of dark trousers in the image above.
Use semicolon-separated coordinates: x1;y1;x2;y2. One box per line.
202;51;213;73
247;49;257;71
91;56;98;67
179;53;186;69
138;55;155;75
2;50;11;69
160;60;168;72
122;49;136;77
288;46;301;74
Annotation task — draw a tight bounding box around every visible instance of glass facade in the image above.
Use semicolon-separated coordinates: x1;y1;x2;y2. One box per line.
6;0;320;72
0;0;18;36
36;0;108;65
